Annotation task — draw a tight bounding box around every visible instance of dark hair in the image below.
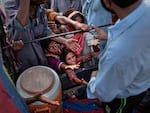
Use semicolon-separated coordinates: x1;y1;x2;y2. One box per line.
63;8;74;17
111;0;139;8
40;39;52;50
63;8;85;23
71;13;85;23
60;49;76;62
101;0;115;13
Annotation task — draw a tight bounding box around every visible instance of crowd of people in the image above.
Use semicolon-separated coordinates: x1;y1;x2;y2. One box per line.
0;0;150;113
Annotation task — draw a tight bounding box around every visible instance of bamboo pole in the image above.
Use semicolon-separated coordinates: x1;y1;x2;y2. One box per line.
2;24;112;49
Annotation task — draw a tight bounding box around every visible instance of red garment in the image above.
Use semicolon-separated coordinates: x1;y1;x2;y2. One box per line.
0;80;21;113
67;10;87;56
71;32;85;56
67;24;85;57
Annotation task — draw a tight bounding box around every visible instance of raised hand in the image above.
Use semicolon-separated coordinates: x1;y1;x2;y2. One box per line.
65;38;80;52
89;39;100;46
65;63;80;70
92;25;108;40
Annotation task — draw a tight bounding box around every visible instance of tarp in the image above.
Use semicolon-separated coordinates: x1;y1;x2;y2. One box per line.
63;97;104;113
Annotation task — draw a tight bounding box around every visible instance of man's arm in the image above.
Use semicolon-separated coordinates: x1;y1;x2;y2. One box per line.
17;0;30;26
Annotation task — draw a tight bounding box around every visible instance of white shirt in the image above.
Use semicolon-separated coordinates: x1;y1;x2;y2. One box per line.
87;0;150;102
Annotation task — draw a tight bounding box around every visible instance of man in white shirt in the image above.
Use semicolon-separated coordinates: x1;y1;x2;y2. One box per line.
87;0;150;113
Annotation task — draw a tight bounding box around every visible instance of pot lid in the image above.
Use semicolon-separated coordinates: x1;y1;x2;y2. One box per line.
20;66;54;94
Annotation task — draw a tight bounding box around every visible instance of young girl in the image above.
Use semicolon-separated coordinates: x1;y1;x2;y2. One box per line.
41;39;80;73
63;9;100;67
60;49;96;85
41;39;87;85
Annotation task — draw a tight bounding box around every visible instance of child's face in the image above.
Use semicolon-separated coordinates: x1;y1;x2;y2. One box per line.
48;41;61;55
65;52;76;65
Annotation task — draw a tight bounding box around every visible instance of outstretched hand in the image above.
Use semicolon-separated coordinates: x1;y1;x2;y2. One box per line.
92;25;108;40
65;63;80;70
90;39;100;46
65;38;80;52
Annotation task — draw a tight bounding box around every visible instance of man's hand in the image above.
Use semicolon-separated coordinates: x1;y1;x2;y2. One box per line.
92;25;108;40
11;40;24;52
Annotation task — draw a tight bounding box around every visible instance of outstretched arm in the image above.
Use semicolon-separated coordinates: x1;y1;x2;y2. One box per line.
17;0;30;26
24;92;60;106
60;62;80;70
65;63;80;70
45;9;89;31
46;9;89;52
24;92;42;105
73;77;88;86
55;16;89;31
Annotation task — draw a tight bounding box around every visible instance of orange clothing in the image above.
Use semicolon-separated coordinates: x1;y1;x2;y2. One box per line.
45;9;58;21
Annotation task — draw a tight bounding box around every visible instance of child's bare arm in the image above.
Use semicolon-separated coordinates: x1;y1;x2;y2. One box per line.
65;63;80;70
60;63;80;70
73;77;88;86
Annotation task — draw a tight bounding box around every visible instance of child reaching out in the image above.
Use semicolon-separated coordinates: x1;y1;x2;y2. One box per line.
63;9;100;67
41;39;80;73
63;9;100;56
41;39;87;85
60;49;96;85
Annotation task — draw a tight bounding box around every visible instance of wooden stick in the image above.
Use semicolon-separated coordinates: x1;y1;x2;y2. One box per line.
26;24;112;44
2;24;112;49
